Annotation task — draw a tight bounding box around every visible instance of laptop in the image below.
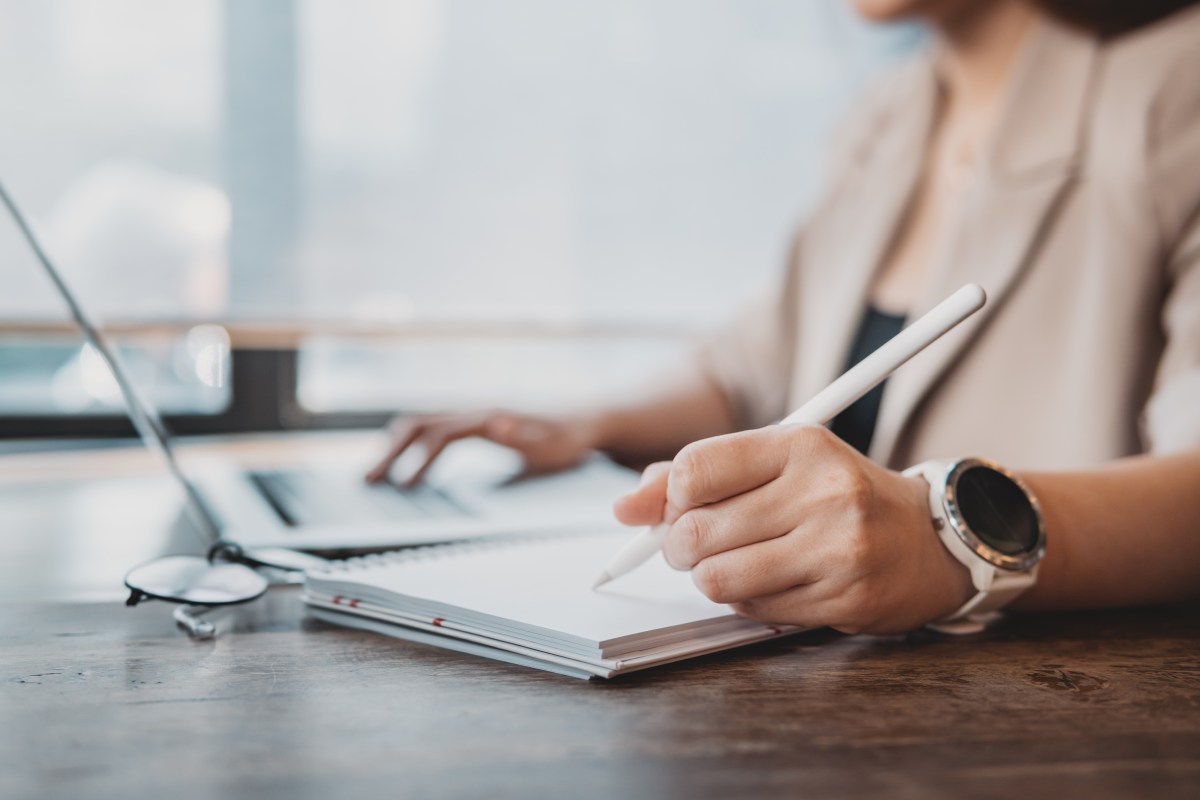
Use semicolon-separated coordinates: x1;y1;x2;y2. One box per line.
7;180;639;553
189;440;640;551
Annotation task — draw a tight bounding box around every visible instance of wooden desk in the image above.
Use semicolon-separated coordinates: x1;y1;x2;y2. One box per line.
4;594;1199;799
3;435;1199;799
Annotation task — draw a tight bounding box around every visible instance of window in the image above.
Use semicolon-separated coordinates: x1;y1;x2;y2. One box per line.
1;0;226;418
0;1;916;425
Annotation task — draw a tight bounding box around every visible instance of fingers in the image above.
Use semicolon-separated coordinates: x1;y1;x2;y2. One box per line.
687;533;828;604
365;419;425;484
612;462;671;526
666;427;795;516
729;586;828;629
404;430;459;487
729;578;874;632
365;415;489;486
366;410;594;486
660;477;797;569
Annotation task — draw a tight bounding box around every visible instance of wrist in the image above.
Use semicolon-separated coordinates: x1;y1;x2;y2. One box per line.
574;406;658;458
557;409;612;454
904;473;974;621
1002;471;1061;611
905;458;1046;631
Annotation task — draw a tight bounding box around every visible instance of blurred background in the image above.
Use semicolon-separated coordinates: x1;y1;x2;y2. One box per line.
0;0;915;440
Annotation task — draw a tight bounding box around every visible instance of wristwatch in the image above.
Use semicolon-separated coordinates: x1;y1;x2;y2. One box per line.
903;457;1046;634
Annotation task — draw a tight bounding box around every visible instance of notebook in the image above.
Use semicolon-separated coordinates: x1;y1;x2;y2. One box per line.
303;528;804;679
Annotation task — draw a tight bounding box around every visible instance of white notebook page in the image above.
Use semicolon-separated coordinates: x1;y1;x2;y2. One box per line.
308;530;745;647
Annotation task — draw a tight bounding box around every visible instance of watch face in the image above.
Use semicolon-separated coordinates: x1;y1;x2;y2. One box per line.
953;465;1040;557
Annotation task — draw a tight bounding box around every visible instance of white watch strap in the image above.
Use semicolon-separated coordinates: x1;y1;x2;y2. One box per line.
904;459;1040;632
953;568;1037;618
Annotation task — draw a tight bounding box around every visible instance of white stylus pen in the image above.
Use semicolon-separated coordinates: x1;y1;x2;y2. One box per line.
591;283;988;590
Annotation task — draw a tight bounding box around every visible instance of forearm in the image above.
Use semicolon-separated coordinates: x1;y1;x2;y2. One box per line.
1012;451;1200;611
575;371;739;466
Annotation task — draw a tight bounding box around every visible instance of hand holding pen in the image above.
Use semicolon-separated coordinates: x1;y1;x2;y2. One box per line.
598;285;987;635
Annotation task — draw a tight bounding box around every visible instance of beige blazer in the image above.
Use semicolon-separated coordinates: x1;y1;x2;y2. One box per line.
696;7;1200;472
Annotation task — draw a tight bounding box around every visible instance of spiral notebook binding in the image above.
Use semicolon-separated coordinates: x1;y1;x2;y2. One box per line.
310;530;607;576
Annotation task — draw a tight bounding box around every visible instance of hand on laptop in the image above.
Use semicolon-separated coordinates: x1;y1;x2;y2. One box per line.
365;410;598;487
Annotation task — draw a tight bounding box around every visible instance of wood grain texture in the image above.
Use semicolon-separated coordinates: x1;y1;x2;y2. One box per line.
3;591;1198;800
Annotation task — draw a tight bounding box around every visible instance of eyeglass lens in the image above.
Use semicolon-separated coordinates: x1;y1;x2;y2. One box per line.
125;555;269;607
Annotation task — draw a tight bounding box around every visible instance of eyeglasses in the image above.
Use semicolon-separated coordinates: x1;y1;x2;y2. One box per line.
124;542;328;639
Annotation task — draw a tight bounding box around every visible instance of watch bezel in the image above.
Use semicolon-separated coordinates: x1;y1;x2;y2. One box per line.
939;457;1046;571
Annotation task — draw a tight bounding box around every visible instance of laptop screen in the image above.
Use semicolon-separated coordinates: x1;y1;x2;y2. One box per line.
1;177;222;544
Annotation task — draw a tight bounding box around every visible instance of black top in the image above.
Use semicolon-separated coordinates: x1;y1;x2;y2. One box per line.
829;306;906;456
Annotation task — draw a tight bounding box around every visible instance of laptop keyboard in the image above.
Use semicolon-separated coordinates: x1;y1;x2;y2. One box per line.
249;469;472;528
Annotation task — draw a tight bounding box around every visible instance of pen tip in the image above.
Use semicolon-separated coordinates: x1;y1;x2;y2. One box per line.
591;572;612;591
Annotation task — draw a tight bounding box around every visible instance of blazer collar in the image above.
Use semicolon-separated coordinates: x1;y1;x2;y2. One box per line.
796;57;940;408
868;17;1100;465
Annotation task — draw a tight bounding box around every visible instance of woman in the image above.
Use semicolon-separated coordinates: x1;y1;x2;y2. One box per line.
369;0;1200;634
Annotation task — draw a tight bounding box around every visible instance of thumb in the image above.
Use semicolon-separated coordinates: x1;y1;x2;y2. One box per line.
613;461;671;526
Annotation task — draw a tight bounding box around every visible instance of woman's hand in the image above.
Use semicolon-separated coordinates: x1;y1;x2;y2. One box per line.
366;410;597;486
614;425;973;634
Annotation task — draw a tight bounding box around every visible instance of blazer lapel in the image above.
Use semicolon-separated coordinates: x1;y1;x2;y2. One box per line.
870;19;1100;465
796;60;939;404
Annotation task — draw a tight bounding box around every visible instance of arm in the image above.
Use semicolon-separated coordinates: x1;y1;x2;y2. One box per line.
580;369;739;466
1016;174;1200;609
593;234;804;464
1015;452;1200;610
